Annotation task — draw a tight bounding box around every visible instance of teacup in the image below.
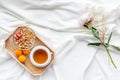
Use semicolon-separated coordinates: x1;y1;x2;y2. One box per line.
30;46;51;67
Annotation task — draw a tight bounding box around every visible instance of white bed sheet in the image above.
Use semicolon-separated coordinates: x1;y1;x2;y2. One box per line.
0;0;120;80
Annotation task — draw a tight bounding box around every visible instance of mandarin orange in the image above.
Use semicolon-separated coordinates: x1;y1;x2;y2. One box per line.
18;55;26;63
15;49;22;57
23;49;30;55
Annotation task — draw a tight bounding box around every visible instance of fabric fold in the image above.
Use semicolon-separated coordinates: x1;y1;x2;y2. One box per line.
0;0;120;80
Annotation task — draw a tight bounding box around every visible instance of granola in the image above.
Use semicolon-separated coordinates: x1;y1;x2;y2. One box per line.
13;27;35;49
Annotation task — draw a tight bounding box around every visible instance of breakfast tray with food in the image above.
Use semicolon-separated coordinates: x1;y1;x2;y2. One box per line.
4;24;55;76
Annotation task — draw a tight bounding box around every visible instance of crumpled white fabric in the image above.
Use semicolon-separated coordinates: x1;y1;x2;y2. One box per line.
0;0;120;80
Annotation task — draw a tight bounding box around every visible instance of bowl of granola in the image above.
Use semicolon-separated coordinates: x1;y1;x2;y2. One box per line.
13;26;35;50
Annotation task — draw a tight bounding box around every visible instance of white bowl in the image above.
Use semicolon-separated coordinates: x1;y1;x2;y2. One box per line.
30;46;51;67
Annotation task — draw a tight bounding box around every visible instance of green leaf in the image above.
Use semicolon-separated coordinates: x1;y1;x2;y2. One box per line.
91;27;99;39
88;42;101;46
88;42;110;47
110;45;120;51
91;27;97;30
107;32;112;44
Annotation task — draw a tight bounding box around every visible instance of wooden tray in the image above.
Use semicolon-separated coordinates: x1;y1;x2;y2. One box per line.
4;26;55;76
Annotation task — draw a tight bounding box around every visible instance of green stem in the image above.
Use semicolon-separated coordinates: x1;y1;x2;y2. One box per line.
86;24;117;68
87;23;92;30
96;31;116;68
105;46;117;68
101;41;117;69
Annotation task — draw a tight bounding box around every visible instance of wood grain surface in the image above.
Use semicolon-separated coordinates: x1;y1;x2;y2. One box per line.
4;27;54;76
